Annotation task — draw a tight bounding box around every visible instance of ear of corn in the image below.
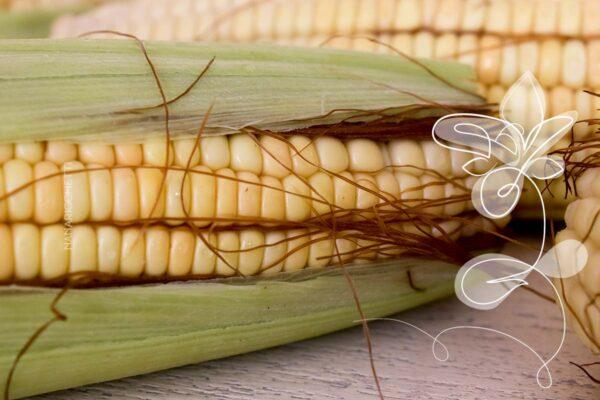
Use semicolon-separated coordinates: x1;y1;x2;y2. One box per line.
49;0;600;218
0;261;456;399
556;167;600;353
0;38;504;398
48;0;600;139
0;39;489;285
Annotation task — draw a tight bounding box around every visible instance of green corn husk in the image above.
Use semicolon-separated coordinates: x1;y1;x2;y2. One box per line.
0;39;482;143
0;261;456;399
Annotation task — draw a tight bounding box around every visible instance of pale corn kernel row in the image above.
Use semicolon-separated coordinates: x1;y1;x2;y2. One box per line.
0;223;298;280
51;0;600;42
292;34;600;92
556;167;600;352
0;150;474;226
482;84;600;141
0;213;503;282
0;135;482;178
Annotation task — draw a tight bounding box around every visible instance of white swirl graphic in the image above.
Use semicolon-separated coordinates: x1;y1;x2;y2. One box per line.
426;72;589;388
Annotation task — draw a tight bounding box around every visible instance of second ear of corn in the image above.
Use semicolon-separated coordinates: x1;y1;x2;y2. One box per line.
556;167;600;354
49;0;600;218
50;0;600;138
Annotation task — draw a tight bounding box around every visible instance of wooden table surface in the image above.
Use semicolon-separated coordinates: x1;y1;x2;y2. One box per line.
32;271;600;400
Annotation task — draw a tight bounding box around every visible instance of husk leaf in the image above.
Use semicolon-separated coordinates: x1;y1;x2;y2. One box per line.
0;39;482;143
0;260;456;399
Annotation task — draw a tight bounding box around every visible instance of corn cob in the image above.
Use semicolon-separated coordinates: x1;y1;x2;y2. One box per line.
0;133;500;282
556;167;600;353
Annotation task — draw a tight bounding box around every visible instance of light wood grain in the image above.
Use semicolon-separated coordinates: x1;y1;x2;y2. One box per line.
32;271;599;400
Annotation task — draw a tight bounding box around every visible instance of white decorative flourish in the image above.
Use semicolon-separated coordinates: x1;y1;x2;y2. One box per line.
433;72;576;220
424;72;590;388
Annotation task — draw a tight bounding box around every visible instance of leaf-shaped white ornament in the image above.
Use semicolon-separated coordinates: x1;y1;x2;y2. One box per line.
432;114;520;159
500;71;546;138
536;239;589;278
525;111;577;159
455;253;532;310
527;155;564;180
471;166;524;219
